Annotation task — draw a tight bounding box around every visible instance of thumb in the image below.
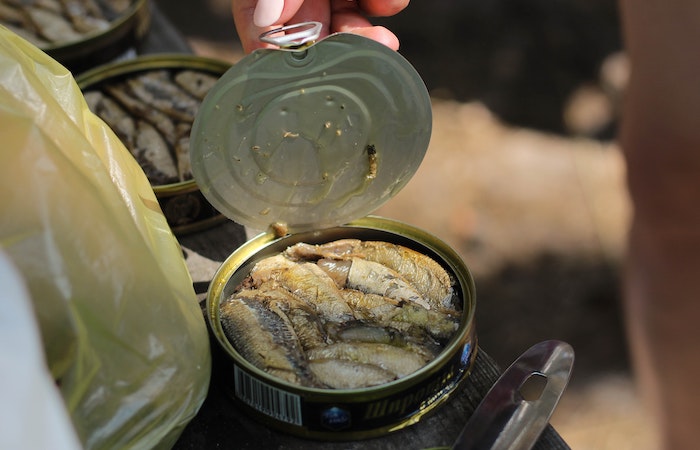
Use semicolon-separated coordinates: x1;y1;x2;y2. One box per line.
253;0;284;26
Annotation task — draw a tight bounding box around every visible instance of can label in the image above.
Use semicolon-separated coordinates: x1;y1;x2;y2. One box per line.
233;364;303;426
355;341;473;427
229;339;475;434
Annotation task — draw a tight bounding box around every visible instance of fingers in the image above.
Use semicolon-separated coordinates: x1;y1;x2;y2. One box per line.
253;0;284;26
232;0;264;52
232;0;406;53
341;25;400;51
286;0;332;37
330;1;402;50
233;0;320;52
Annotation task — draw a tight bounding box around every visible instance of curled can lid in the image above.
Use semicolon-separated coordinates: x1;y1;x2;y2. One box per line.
190;32;432;233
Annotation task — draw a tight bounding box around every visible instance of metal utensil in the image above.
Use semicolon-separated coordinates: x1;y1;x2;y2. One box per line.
451;340;574;450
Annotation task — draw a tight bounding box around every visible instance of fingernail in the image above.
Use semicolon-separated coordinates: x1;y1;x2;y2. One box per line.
254;0;284;27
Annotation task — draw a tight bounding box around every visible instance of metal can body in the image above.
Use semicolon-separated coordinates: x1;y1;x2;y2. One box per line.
76;54;231;234
207;216;477;439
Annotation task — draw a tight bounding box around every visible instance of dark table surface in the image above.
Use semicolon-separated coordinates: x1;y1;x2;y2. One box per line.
138;4;571;449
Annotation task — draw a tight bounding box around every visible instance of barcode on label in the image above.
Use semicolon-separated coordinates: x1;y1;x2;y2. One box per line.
234;365;303;425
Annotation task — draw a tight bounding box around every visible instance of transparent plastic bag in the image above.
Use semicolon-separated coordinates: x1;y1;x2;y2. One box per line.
0;26;210;449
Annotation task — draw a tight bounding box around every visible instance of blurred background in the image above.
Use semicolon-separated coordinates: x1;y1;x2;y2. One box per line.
154;1;657;448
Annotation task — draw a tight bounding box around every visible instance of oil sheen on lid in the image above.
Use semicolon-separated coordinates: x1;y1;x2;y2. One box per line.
190;32;432;233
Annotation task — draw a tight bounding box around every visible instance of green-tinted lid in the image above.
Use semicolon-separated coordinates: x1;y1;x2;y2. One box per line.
190;31;432;233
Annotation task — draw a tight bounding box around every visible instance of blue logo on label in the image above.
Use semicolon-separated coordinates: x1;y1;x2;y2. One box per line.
321;406;352;431
460;342;473;367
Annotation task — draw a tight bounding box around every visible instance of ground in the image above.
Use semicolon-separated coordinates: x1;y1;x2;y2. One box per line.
154;0;659;448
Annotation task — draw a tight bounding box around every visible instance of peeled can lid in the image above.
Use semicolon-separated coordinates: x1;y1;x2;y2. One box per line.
190;32;432;233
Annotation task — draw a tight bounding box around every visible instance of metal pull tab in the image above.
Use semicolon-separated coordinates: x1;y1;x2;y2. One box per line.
451;340;574;450
259;21;323;49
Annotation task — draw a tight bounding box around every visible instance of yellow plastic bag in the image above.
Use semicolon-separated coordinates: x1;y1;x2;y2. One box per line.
0;26;210;449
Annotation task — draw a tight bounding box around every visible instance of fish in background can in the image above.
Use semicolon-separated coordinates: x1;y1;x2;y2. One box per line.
76;54;232;234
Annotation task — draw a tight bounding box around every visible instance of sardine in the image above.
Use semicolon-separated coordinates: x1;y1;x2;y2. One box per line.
332;321;441;361
104;83;179;146
134;120;179;185
174;136;191;182
126;70;200;122
0;3;28;26
237;282;328;351
25;5;81;42
306;342;428;378
341;289;460;340
220;294;320;387
360;241;456;309
173;122;192;181
315;258;351;287
286;239;457;310
316;257;431;310
35;0;63;14
62;0;104;19
84;90;136;150
345;257;432;310
250;254;355;323
308;359;395;389
59;0;109;34
174;70;218;100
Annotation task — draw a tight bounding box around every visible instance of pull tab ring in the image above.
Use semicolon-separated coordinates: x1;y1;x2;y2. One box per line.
259;21;323;48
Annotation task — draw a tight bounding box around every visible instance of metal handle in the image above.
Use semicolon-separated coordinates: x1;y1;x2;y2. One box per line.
451;340;574;450
259;21;322;48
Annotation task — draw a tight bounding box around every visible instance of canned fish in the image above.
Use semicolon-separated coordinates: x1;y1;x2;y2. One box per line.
76;54;231;234
0;0;151;73
207;216;477;439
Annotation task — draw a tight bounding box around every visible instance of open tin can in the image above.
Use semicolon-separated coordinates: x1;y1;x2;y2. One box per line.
191;25;478;439
76;54;231;234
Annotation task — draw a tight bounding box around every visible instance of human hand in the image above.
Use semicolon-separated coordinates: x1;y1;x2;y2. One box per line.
232;0;409;53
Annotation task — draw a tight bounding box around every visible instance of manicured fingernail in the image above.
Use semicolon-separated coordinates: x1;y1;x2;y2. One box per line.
254;0;284;27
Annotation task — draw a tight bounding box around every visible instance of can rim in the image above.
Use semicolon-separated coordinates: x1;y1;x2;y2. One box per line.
75;53;232;89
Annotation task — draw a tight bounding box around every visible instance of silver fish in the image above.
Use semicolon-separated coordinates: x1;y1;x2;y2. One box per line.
25;5;81;43
84;90;136;150
286;239;457;310
174;70;218;101
35;0;63;14
250;254;355;323
345;257;432;310
0;3;28;26
59;0;109;34
237;282;328;351
220;294;320;387
340;289;459;341
134;120;179;185
331;321;441;361
308;359;395;389
306;342;428;378
175;135;191;181
316;257;430;309
126;70;200;122
104;83;179;147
